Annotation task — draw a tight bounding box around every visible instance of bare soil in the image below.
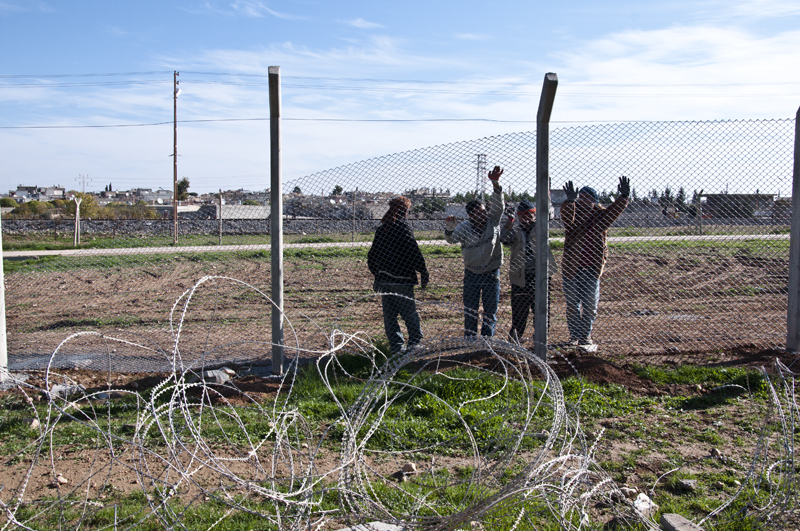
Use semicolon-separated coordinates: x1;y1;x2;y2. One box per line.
5;242;789;372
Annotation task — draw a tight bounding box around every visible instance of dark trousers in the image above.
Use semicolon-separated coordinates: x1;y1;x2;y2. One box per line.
376;282;423;354
509;278;551;342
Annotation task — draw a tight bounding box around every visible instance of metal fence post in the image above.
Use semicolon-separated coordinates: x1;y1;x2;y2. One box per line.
787;107;800;351
269;65;284;375
0;213;6;382
73;197;82;247
535;73;558;361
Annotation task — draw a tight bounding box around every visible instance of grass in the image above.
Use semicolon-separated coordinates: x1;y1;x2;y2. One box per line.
0;353;789;530
4;237;787;277
5;222;789;251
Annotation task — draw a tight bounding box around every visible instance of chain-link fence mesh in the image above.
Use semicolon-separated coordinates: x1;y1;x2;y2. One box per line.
3;118;794;372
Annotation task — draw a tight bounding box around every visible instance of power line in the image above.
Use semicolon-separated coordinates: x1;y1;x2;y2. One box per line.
2;70;800;92
1;116;793;130
0;71;172;79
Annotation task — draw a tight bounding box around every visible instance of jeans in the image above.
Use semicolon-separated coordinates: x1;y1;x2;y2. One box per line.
376;282;423;354
563;268;600;341
463;269;500;337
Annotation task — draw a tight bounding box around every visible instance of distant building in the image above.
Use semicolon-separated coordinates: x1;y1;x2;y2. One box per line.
703;194;776;219
773;197;792;220
8;185;66;202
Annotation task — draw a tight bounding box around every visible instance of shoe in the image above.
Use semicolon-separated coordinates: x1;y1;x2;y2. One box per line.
577;338;597;352
567;338;579;346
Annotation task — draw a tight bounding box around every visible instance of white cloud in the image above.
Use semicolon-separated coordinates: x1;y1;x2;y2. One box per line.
194;1;302;20
553;24;800;121
715;0;800;19
0;1;52;13
344;18;383;29
454;33;489;41
231;0;295;19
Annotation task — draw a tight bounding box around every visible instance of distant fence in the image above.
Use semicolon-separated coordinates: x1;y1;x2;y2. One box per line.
2;117;796;372
3;213;791;237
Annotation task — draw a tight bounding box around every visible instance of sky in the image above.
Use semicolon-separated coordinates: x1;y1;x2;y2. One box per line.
1;0;799;195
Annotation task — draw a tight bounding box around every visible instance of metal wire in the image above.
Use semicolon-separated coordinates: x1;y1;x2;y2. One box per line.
0;277;797;529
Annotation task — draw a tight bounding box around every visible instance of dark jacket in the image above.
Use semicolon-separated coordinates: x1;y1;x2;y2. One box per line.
368;219;428;285
560;196;628;280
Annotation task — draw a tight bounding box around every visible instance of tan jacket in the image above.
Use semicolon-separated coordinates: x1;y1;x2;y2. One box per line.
560;196;628;280
502;223;558;287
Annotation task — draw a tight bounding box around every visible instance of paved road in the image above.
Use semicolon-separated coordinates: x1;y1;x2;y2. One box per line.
2;233;790;259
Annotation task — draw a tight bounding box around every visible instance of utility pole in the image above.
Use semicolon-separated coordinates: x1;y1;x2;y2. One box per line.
173;71;180;244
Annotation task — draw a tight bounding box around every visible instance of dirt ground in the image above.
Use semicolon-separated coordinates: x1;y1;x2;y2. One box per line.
4;241;788;373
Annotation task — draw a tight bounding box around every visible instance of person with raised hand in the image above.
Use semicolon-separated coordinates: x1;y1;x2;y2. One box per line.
501;199;558;343
560;176;631;349
445;166;505;337
368;196;429;355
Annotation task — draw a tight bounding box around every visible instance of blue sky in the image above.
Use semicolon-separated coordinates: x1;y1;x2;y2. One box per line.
1;0;799;194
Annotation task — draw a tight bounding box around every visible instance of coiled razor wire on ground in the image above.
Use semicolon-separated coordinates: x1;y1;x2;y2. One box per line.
0;277;797;530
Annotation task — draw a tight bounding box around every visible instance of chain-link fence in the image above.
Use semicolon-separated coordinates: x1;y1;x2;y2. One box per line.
2;118;795;372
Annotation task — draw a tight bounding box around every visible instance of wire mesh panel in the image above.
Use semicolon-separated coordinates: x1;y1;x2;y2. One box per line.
2;118;795;371
548;119;793;362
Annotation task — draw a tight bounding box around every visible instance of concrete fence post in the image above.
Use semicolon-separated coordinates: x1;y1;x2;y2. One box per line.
0;213;6;381
269;65;284;375
73;197;82;247
787;107;800;351
535;73;558;361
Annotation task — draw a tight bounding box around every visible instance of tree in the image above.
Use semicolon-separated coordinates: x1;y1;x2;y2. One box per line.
177;177;190;201
0;197;17;208
413;197;446;216
508;190;534;203
292;186;302;194
676;187;688;212
63;193;103;218
332;185;343;196
598;190;613;205
660;187;674;207
242;199;260;206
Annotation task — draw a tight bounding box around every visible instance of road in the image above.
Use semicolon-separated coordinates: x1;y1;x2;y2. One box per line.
2;233;790;259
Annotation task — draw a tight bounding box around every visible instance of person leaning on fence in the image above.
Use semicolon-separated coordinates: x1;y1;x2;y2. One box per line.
560;176;631;348
445;166;505;337
368;196;429;355
500;199;558;344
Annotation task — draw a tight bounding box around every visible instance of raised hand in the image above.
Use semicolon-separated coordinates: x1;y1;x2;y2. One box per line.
563;181;578;201
488;166;503;181
618;176;631;198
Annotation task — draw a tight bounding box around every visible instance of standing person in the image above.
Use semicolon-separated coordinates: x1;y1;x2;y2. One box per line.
445;166;505;337
368;196;429;355
501;200;558;343
560;176;631;348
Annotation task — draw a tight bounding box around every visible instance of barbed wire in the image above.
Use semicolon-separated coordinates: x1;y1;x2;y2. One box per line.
0;277;796;530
